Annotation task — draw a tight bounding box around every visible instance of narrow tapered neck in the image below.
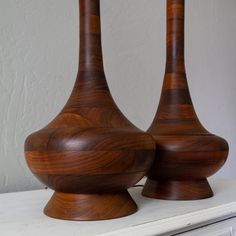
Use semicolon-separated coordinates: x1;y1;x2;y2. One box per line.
166;0;185;74
79;0;104;73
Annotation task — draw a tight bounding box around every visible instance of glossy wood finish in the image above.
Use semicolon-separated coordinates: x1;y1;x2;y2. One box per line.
25;0;155;220
44;191;137;221
142;0;228;200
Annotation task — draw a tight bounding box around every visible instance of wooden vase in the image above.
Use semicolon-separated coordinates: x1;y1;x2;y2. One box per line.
25;0;155;221
142;0;229;200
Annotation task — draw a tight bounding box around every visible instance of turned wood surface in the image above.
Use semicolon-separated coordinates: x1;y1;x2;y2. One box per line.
44;191;137;221
25;0;155;220
142;0;228;200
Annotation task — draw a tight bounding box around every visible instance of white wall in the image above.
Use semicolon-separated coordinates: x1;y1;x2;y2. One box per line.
0;0;235;193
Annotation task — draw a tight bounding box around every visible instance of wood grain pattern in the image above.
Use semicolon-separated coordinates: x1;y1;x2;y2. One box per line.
142;0;228;200
44;191;137;221
25;0;155;220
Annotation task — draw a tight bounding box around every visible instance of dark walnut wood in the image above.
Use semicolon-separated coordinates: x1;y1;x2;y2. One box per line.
142;0;229;200
25;0;155;221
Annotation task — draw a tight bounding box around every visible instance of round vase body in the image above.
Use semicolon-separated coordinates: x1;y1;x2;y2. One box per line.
25;0;155;220
142;0;228;200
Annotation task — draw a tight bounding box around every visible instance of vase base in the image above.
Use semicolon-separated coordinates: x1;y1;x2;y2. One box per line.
142;178;213;200
44;190;137;221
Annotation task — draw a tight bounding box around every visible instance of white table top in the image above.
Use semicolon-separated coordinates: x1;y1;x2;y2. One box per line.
1;179;236;236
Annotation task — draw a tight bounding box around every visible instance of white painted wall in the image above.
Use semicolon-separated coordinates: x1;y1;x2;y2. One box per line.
0;0;235;193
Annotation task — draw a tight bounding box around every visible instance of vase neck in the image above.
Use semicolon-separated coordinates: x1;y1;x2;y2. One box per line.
79;0;104;73
166;0;185;74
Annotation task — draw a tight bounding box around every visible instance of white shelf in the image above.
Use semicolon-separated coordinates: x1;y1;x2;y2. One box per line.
1;179;236;236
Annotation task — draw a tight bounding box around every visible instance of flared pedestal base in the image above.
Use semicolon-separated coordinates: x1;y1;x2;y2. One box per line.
142;178;214;200
44;190;137;221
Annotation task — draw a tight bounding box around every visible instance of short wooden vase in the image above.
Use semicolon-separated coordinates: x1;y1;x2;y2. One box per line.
142;0;229;200
25;0;155;221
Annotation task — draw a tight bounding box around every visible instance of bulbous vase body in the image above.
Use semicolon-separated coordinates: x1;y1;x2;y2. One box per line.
142;0;228;200
25;0;155;220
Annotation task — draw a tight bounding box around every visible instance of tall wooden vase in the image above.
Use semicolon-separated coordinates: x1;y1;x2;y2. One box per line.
142;0;229;200
25;0;155;221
